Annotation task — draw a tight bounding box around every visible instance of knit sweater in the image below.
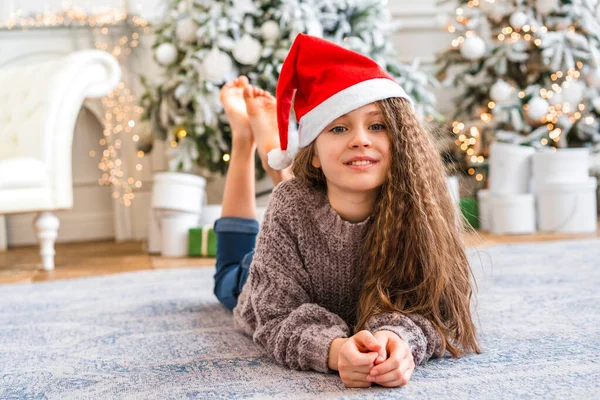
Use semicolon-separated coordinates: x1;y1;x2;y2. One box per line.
232;178;443;373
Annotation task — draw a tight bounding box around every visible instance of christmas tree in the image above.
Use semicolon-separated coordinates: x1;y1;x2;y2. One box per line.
435;0;600;183
141;0;442;175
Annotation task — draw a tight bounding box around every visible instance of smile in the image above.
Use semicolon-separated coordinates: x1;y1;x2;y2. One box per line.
344;160;378;169
346;160;375;166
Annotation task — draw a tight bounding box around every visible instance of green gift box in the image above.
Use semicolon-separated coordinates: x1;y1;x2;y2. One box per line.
459;197;480;229
189;225;218;257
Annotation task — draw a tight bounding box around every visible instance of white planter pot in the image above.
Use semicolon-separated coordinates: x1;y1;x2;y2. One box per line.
147;208;162;254
536;177;598;233
488;142;535;195
149;172;207;256
532;148;590;189
152;172;207;214
477;189;492;232
198;205;223;227
491;193;536;235
160;211;201;257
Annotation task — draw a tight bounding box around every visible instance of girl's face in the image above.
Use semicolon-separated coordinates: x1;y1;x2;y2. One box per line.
311;103;391;194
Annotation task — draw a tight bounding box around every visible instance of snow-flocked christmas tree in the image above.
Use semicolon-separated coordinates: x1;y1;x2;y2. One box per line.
436;0;600;182
141;0;442;175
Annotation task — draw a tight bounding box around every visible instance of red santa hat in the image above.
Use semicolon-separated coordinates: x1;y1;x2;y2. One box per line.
267;33;413;170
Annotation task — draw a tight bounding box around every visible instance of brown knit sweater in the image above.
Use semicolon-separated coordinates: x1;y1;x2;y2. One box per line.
233;178;443;373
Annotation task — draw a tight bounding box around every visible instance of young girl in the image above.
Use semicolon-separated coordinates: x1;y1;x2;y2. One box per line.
213;34;481;388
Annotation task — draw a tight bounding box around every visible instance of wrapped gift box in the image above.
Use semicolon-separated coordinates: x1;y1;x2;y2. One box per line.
189;225;217;257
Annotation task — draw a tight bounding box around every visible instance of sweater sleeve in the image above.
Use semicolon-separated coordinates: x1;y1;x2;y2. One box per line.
243;192;350;373
365;312;443;366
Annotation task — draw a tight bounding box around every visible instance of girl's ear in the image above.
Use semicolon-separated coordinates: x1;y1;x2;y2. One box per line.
311;152;321;169
311;148;321;169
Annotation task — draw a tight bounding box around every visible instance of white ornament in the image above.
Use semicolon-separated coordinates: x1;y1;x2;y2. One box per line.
233;34;262;65
460;36;486;60
490;80;513;103
260;21;281;41
155;43;178;66
562;80;586;106
527;97;549;120
536;0;559;14
203;48;233;83
176;18;199;44
509;11;528;29
512;39;528;52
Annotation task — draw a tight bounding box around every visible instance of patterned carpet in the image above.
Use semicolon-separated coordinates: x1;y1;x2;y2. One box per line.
1;238;599;399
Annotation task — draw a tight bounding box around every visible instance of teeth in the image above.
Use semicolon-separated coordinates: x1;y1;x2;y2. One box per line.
348;160;373;166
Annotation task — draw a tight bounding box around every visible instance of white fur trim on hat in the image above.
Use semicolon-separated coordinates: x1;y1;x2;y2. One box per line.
298;78;413;148
267;148;294;170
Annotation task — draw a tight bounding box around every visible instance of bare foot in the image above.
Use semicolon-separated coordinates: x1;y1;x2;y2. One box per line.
243;85;292;184
220;76;254;149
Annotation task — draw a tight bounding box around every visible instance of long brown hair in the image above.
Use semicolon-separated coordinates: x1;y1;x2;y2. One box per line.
292;97;481;359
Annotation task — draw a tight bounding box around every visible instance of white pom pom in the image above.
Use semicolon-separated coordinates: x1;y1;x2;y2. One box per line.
267;149;293;170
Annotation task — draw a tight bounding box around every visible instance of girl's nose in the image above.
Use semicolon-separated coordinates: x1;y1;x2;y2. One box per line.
349;127;372;149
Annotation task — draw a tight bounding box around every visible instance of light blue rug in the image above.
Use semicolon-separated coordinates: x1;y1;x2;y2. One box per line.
1;238;599;399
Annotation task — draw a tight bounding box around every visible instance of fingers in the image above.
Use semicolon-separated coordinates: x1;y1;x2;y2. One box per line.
370;343;411;376
342;371;375;388
368;350;415;387
353;330;382;353
370;331;388;367
343;346;379;368
368;365;413;387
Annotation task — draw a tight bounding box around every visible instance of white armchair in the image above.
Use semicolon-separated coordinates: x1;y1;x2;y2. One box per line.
0;50;121;270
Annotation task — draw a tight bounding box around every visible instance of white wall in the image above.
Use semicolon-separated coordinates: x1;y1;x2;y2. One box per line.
1;0;167;23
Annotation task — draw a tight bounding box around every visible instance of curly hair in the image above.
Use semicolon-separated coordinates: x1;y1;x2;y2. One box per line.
292;97;481;359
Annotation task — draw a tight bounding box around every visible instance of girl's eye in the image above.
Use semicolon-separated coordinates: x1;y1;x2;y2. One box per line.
331;126;347;134
370;123;386;131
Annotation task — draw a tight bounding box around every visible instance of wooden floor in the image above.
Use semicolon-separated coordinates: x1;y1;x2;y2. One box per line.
1;223;599;285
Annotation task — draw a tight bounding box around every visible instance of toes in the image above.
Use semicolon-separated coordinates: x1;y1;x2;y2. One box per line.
243;84;254;100
239;75;249;85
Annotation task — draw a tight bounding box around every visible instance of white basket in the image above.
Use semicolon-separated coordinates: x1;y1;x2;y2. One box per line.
160;211;201;257
152;172;207;214
532;148;590;188
536;177;598;233
491;193;536;235
488;142;536;195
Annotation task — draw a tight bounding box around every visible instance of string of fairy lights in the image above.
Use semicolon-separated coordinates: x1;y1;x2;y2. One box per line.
1;1;149;207
445;0;595;182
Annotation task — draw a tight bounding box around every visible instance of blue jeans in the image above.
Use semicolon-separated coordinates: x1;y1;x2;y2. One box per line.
213;217;259;311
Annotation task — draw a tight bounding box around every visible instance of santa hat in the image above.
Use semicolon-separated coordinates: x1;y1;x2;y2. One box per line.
267;33;413;170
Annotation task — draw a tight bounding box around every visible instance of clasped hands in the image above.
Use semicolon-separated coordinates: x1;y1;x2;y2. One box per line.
336;330;415;388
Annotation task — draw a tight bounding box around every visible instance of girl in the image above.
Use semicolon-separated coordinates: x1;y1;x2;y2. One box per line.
213;34;481;389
